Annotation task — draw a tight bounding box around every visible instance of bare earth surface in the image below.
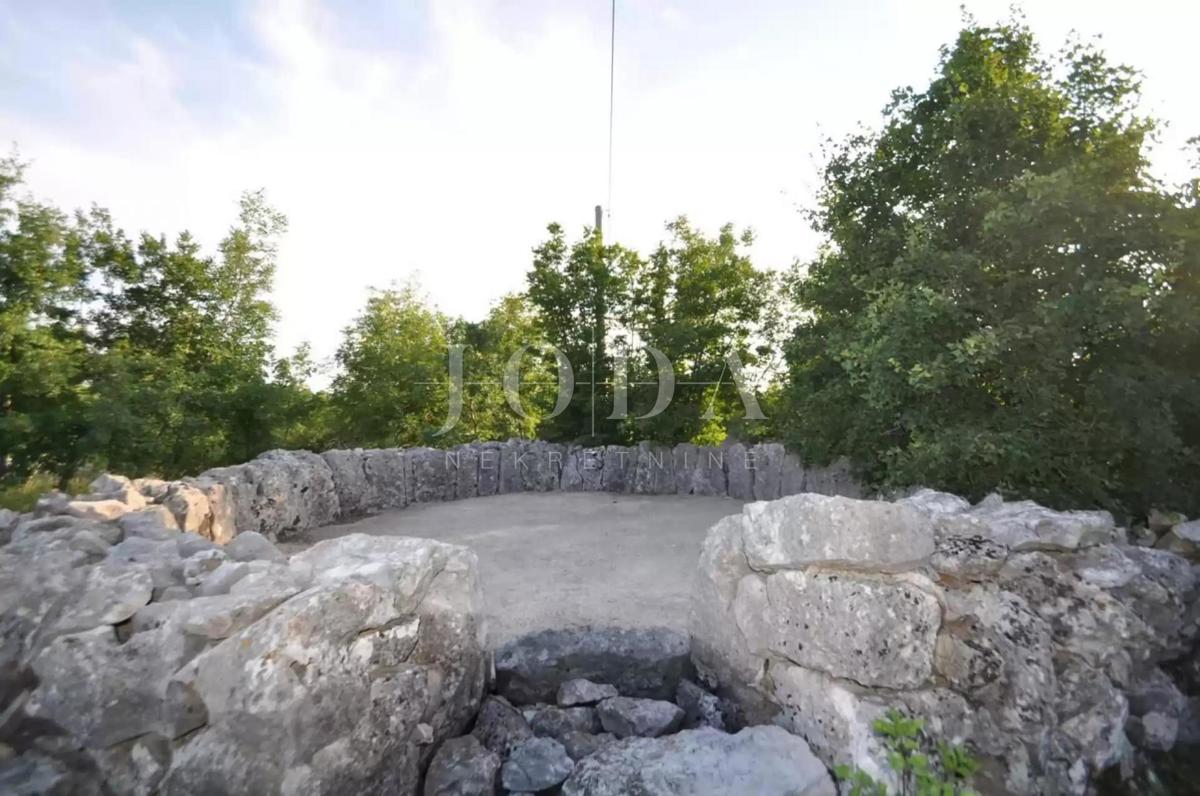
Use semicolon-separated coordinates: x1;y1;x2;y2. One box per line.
283;492;744;645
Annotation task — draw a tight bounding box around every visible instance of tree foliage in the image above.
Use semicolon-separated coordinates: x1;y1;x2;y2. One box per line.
782;18;1200;518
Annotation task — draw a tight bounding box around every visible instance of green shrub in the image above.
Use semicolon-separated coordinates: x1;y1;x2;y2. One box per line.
833;709;979;796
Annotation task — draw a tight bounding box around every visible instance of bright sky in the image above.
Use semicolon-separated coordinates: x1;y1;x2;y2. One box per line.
2;0;1196;373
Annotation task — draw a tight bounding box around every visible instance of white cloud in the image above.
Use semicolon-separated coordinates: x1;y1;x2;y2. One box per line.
3;0;1196;380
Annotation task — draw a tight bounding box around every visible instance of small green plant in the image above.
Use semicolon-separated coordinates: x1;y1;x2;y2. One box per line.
832;709;979;796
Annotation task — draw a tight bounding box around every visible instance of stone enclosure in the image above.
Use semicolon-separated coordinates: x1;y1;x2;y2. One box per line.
1;440;1197;794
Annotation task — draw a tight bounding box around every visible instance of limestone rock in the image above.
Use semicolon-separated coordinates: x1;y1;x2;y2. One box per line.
601;445;634;493
722;442;754;500
474;442;503;497
561;445;605;492
422;735;499;796
321;448;373;517
449;443;480;499
632;442;675;495
527;705;601;738
162;484;211;537
65;498;134;523
162;536;485;794
199;449;339;541
364;448;409;510
558;731;617;761
562;726;836;796
501;737;573;792
519;440;565;492
740;493;935;570
750;442;785;501
471;696;534;756
407;447;453;503
734;569;941;688
672;444;725;496
1155;518;1200;560
558;678;619;707
931;534;1008;581
118;506;180;541
675;679;725;731
223;531;284;562
1127;711;1177;751
596;696;684;738
946;499;1120;551
901;488;972;517
55;563;154;634
495;626;690;705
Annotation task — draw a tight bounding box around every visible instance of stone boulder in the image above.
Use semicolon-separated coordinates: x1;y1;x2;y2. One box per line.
596;696;684;738
672;444;726;496
558;678;619;707
689;490;1200;795
494;626;691;705
0;531;486;796
423;735;499;796
561;445;606;492
562;726;836;796
199;449;339;540
500;737;574;792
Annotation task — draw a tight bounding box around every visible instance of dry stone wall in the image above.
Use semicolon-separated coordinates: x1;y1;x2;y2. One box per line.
690;489;1200;795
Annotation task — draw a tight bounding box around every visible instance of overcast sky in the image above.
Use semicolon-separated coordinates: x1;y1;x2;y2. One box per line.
2;0;1196;371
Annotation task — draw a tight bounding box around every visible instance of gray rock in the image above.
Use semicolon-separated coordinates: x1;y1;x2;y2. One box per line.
528;705;601;737
423;735;499;796
672;444;726;496
901;488;972;517
162;484;213;538
497;440;526;494
734;569;941;688
558;731;617;761
55;563;154;634
750;442;785;501
596;696;683;738
519;440;565;492
475;442;503;497
118;506;180;541
1125;667;1187;718
561;726;836;796
321;448;372;517
1127;711;1177;752
449;443;480;499
722;442;754;500
223;531;284;563
601;446;634;492
193;562;249;598
500;737;574;793
495;626;690;705
931;534;1008;581
740;494;935;571
1155;518;1200;559
162;534;485;795
406;447;452;503
199;449;339;541
675;679;725;731
561;445;605;492
65;498;135;522
471;696;534;755
945;498;1120;551
90;473;133;496
364;448;408;510
558;678;619;707
632;442;675;495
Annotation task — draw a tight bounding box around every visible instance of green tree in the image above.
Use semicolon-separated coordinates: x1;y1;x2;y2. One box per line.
783;17;1200;518
330;282;452;447
0;155;94;486
622;217;775;443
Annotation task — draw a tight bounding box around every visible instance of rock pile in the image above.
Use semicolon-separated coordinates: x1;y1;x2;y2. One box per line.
425;672;835;795
0;495;486;795
691;489;1200;794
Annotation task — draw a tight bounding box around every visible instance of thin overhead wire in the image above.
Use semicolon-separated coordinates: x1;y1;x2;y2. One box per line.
606;0;615;233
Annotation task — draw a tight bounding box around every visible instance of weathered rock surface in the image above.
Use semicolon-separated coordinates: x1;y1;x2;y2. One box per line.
423;735;499;796
690;490;1200;796
527;704;601;738
495;626;691;705
596;696;684;738
558;678;619;707
740;493;935;570
500;737;573;792
471;696;534;756
562;726;836;796
200;449;339;540
1;530;486;796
